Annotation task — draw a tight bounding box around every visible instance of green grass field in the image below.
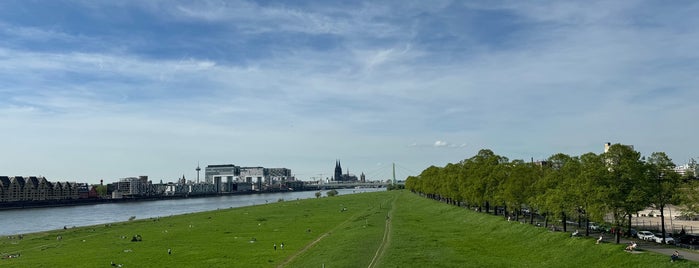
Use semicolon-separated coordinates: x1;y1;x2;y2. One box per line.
0;190;694;267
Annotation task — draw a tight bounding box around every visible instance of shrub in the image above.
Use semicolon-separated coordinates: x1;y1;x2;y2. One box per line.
326;189;339;197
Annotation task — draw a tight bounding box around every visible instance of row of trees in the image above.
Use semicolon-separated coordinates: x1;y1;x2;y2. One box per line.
405;144;697;243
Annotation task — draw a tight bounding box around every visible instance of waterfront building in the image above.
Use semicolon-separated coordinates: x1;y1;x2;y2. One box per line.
112;176;154;197
266;168;292;181
0;176;79;203
240;167;264;190
163;182;188;196
674;158;698;177
205;163;294;191
204;164;239;184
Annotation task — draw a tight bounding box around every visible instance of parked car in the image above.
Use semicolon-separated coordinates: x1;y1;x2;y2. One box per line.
628;229;638;238
589;222;600;231
678;234;699;245
652;233;675;244
637;231;654;241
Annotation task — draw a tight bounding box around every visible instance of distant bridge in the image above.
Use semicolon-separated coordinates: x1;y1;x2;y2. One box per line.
302;181;399;190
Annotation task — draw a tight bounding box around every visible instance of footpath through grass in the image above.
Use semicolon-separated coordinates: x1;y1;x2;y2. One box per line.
0;190;694;267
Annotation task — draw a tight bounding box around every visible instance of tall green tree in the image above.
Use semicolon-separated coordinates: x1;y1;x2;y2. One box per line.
498;160;538;221
576;152;609;236
601;144;649;243
678;179;699;219
463;149;507;213
646;152;682;243
533;153;577;231
442;163;463;205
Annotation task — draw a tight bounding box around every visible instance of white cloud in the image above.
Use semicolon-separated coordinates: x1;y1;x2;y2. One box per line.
1;1;698;182
434;140;448;147
433;141;467;148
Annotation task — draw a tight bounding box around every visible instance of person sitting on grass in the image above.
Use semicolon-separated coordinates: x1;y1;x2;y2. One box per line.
625;242;637;251
596;235;603;244
671;251;680;262
571;229;579;237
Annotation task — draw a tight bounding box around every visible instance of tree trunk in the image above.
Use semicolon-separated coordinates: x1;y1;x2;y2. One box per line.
562;212;567;232
485;201;490;214
660;205;666;244
585;217;590;237
627;214;632;238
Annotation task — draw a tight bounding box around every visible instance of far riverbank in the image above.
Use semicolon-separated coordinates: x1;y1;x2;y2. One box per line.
0;188;383;236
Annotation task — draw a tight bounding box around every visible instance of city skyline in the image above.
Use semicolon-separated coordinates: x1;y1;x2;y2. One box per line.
1;1;698;184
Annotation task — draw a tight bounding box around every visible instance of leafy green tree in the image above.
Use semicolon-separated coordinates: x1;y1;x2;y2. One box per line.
441;163;462;205
542;154;580;232
405;175;418;191
646;152;682;243
601;144;649;243
94;184;108;197
465;149;508;214
418;166;442;199
529;154;575;230
575;152;609;236
678;180;699;219
458;160;480;210
498;160;537;221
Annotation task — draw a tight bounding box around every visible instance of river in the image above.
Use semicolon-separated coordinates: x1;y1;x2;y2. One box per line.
0;188;384;236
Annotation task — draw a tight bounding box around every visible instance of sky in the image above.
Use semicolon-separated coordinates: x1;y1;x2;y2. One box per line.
1;0;698;184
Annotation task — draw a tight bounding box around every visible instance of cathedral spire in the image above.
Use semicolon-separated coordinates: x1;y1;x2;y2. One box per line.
334;159;343;181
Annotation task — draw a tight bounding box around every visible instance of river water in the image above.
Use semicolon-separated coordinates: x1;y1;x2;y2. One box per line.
0;188;384;236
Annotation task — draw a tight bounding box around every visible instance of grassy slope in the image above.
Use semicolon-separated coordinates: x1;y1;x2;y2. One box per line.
1;192;395;267
380;191;692;268
0;190;693;267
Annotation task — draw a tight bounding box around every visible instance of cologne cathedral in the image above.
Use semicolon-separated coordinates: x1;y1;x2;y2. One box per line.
333;160;359;182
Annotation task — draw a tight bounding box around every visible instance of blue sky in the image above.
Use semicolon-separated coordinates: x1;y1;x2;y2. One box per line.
1;0;698;184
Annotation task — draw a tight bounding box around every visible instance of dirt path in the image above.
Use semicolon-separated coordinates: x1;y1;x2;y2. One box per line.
367;195;398;268
276;232;330;268
277;194;399;268
277;202;382;268
619;237;699;263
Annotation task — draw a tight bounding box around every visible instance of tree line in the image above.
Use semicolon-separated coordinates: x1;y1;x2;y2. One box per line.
405;144;697;243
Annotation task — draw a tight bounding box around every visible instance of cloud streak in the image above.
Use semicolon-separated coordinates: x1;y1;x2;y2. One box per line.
0;0;697;182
